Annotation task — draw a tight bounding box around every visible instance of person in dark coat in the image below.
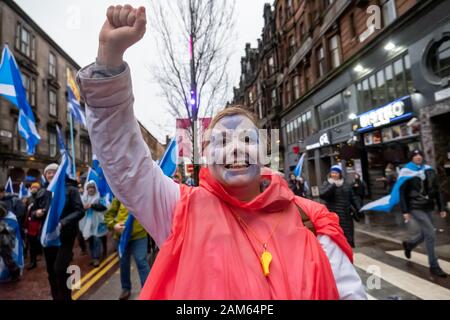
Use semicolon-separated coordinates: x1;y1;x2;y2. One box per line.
320;165;362;248
288;173;308;198
352;173;366;203
38;163;85;300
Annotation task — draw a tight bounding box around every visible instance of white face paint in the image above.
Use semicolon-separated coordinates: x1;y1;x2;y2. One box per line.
206;115;261;188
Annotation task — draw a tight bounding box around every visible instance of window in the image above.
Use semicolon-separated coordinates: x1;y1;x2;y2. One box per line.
305;64;311;91
14;119;28;153
349;12;357;39
306;111;312;136
394;58;405;97
268;56;275;75
81;140;91;164
293;76;300;100
369;75;378;107
289;35;296;57
329;35;341;68
376;69;387;105
430;38;450;78
249;91;254;104
317;46;325;78
285;81;291;105
318;93;347;129
361;79;371;112
381;0;396;27
299;22;307;44
49;131;57;157
271;88;278;107
385;64;396;101
21;74;37;108
49;90;58;116
15;23;36;60
49;52;57;78
404;54;414;94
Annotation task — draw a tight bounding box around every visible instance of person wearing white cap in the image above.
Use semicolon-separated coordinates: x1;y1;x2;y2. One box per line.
320;164;362;248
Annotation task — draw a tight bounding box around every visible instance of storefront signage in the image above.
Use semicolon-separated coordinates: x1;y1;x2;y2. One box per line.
306;132;331;150
357;96;413;132
0;130;12;139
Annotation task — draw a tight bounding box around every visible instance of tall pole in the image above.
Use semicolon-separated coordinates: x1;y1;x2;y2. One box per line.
68;112;77;178
189;1;200;186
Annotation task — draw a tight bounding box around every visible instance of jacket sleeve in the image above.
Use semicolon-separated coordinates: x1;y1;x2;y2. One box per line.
400;180;410;214
77;62;180;248
91;203;107;212
59;188;85;228
104;198;120;230
319;181;336;200
349;187;362;211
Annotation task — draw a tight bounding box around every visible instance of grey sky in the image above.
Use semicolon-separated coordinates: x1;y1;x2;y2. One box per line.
14;0;267;143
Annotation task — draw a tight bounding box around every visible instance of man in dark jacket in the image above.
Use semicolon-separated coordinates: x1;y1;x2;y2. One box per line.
39;163;85;300
0;186;27;235
320;165;361;248
400;149;448;278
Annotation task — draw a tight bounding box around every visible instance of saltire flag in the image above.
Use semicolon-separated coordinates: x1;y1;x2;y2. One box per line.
0;212;24;282
66;68;86;126
118;138;178;257
18;182;30;199
91;154;113;203
4;177;14;194
360;162;432;212
40;154;70;247
293;153;306;177
0;45;40;154
55;125;76;180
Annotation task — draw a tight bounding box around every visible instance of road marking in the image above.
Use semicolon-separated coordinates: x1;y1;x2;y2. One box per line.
72;256;119;300
386;250;450;274
354;253;450;300
355;228;402;244
77;252;118;287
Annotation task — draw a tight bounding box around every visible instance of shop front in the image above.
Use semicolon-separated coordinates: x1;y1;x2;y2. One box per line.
353;95;421;198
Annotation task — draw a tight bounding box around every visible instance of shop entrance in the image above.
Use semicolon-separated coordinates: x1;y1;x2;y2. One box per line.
431;112;450;205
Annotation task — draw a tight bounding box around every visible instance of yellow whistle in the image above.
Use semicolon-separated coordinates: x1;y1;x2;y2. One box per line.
260;250;272;277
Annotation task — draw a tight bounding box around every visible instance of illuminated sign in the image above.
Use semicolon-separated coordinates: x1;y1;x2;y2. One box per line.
306;132;331;150
357;96;413;132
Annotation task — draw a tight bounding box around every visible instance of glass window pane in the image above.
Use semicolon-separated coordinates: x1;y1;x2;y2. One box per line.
394;59;405;97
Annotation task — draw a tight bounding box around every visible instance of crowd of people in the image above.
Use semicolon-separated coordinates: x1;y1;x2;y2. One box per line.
0;163;156;300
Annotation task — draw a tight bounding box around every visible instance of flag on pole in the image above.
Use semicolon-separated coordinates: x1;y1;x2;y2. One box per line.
91;154;113;204
18;182;29;199
55;125;76;180
360;162;432;212
0;212;24;281
118;138;178;258
293;153;306;177
40;154;69;247
0;45;41;154
66;69;86;126
4;177;14;194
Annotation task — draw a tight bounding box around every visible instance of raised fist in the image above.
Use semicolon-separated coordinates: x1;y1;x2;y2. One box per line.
97;5;147;67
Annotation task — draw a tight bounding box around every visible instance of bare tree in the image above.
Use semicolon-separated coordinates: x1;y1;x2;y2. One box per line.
150;0;237;184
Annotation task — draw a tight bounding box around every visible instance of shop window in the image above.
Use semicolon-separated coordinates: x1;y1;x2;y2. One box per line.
394;58;405;97
318;93;347;130
404;54;415;94
376;69;387;105
385;64;396;102
369;75;378;107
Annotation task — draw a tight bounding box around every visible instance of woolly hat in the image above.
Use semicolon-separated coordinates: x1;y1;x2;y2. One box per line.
330;164;342;174
44;163;59;175
409;149;424;161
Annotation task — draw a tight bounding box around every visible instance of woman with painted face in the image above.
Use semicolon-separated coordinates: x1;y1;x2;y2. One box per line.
76;4;366;300
320;166;362;248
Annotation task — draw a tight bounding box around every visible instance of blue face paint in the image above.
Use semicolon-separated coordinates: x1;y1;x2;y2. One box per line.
207;115;261;188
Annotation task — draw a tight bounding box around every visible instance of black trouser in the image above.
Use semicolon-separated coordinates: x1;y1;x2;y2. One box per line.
101;235;107;258
43;233;76;300
77;231;86;252
28;236;41;264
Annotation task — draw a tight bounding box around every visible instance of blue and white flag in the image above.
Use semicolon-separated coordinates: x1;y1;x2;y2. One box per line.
360;162;432;212
18;182;30;199
4;177;14;194
293;153;306;178
91;154;113;203
0;45;40;154
158;137;178;178
118;213;135;259
55;125;76;180
0;211;24;282
67;69;86;126
118;139;178;258
40;154;69;247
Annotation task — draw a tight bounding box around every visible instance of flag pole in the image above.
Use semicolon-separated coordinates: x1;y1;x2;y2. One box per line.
69;112;77;177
